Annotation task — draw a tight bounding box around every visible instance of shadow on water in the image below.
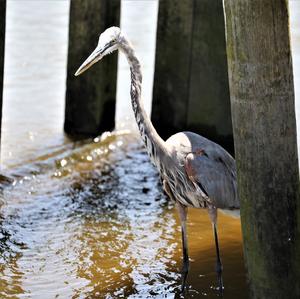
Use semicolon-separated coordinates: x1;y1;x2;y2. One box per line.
0;131;249;298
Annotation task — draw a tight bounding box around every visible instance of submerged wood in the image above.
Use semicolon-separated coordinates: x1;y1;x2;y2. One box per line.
0;1;5;142
65;0;120;138
224;0;300;297
151;0;233;154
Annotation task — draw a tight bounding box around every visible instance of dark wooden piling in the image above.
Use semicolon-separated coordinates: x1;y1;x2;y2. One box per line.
224;0;300;297
151;0;233;154
0;1;5;141
65;0;120;138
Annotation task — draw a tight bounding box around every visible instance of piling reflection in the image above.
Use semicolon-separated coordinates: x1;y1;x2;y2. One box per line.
0;131;248;298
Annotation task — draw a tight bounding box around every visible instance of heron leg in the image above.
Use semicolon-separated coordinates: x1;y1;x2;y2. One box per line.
208;207;224;295
163;180;189;293
177;202;189;293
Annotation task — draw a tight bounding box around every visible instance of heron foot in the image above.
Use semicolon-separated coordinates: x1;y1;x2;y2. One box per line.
216;260;224;296
180;257;189;293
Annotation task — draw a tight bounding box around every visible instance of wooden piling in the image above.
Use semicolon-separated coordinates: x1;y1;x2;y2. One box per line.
0;0;5;140
151;0;233;154
65;0;120;138
224;1;300;297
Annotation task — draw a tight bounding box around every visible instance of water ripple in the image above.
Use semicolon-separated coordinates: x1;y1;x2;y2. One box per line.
0;132;247;298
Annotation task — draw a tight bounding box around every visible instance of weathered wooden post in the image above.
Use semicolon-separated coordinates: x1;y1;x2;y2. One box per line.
65;0;120;138
224;1;300;297
152;0;234;153
0;1;5;141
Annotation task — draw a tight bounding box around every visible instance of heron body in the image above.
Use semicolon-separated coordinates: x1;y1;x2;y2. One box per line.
164;131;239;210
75;27;239;294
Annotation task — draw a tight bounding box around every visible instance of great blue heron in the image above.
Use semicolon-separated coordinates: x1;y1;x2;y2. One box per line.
75;27;239;294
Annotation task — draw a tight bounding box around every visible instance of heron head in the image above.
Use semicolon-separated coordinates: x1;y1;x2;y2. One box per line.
75;26;121;76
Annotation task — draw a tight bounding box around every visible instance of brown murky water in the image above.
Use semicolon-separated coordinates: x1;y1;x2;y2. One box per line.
0;132;248;298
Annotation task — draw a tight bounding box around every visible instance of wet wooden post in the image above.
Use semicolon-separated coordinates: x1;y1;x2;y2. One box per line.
151;0;233;153
65;0;120;138
0;1;5;141
224;1;300;298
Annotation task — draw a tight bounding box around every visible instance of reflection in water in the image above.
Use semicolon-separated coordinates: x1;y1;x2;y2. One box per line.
0;132;248;298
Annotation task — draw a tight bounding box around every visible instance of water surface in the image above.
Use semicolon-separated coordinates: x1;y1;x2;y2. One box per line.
0;132;246;298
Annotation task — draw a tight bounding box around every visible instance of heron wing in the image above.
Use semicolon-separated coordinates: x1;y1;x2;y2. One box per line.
185;150;239;209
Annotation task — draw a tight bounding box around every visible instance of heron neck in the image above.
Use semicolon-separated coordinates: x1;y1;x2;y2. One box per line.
120;39;168;167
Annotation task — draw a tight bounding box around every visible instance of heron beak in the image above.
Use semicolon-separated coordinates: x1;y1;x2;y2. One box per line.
74;46;103;76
